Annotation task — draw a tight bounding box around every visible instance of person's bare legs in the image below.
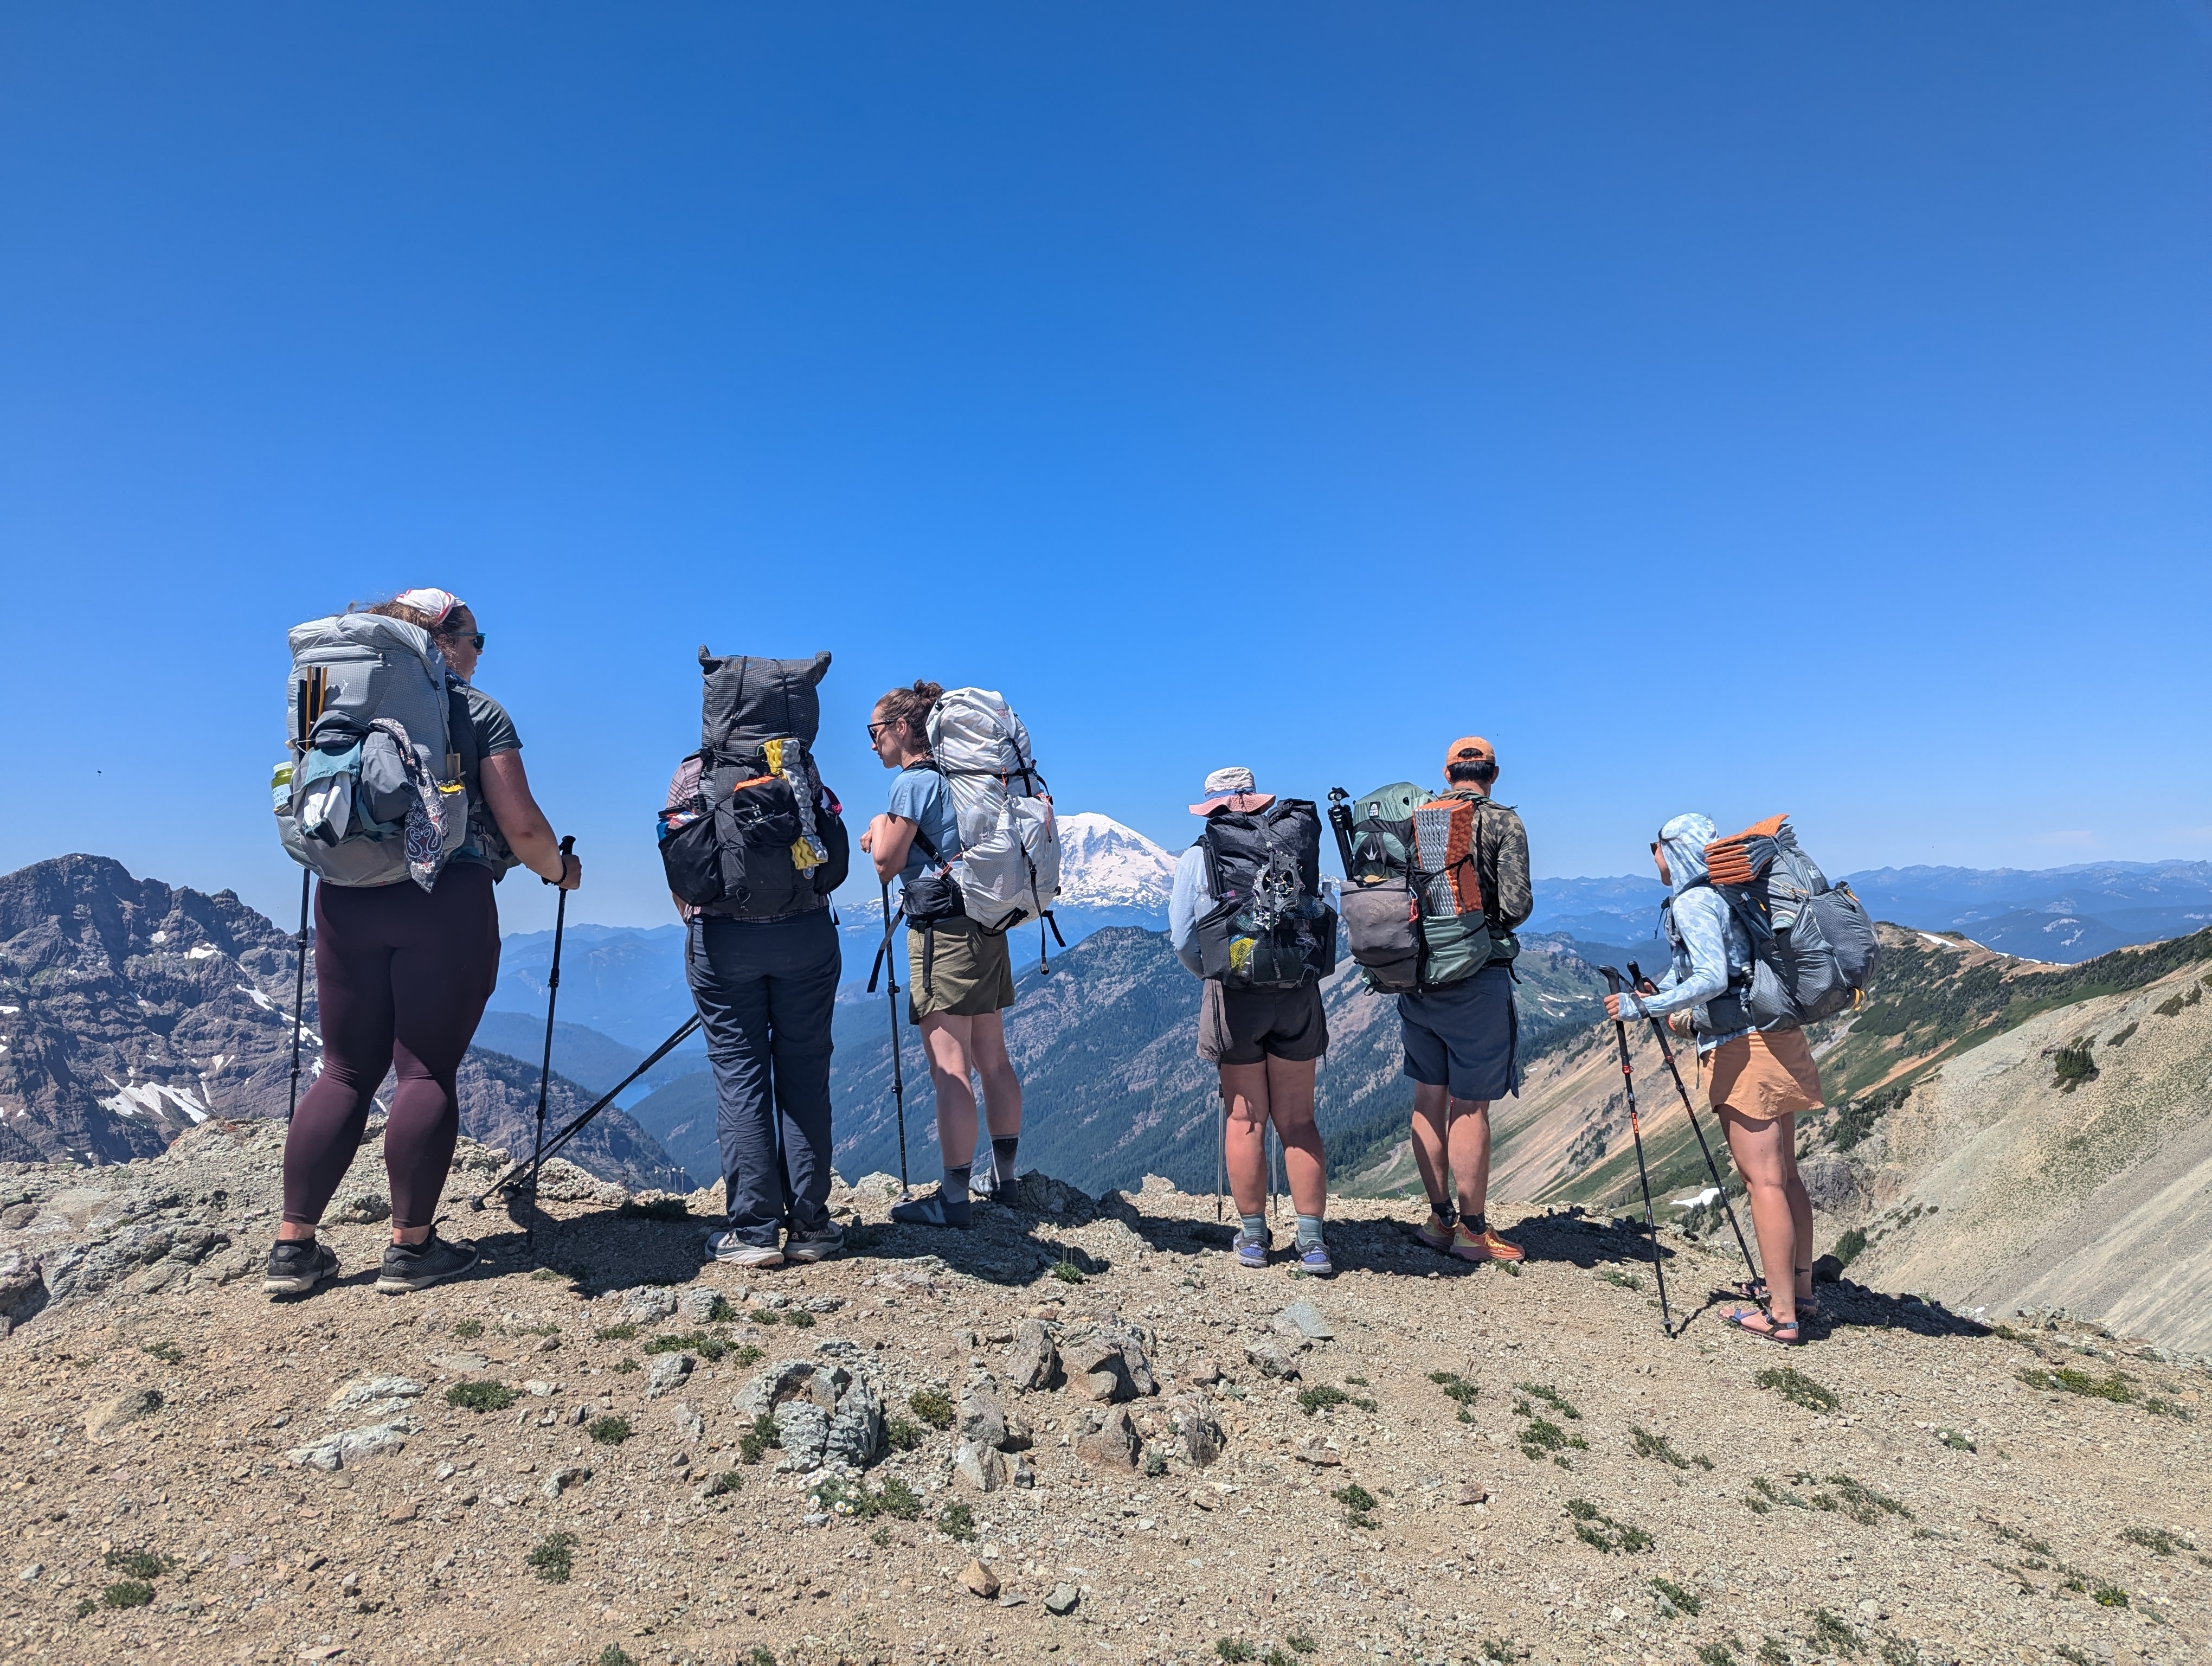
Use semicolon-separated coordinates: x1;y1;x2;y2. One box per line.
1410;1082;1496;1221
1719;1107;1799;1327
1780;1132;1815;1305
1220;1061;1273;1219
969;1012;1023;1142
1222;1057;1325;1228
918;1012;979;1166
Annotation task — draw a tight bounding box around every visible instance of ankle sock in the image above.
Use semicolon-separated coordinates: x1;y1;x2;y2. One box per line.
941;1164;973;1207
1295;1213;1326;1251
1237;1212;1268;1246
1463;1212;1488;1235
1426;1199;1456;1226
990;1137;1020;1188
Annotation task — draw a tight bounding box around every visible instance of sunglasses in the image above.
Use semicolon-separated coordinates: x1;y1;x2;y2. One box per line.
440;631;486;652
866;721;896;742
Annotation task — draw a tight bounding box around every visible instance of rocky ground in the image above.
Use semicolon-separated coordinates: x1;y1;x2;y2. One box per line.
1;1118;2207;1666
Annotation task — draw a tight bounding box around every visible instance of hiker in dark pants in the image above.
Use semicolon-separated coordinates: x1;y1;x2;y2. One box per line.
665;652;847;1271
269;588;580;1300
859;679;1025;1231
1401;738;1533;1265
1604;813;1821;1343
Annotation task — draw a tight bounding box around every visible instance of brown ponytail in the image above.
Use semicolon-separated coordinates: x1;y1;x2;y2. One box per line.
873;680;943;750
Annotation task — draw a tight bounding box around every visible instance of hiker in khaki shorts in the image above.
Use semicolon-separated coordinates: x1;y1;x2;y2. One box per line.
1604;812;1823;1344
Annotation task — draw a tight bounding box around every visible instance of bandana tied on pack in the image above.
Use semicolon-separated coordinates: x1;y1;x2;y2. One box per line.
371;717;448;892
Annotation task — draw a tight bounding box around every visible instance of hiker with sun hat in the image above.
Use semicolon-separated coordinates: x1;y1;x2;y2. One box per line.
1168;766;1340;1275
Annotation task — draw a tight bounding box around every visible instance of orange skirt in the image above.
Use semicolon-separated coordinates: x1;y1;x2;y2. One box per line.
1707;1028;1824;1121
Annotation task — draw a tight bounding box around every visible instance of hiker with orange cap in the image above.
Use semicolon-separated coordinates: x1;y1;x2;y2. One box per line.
1168;767;1339;1275
1400;738;1532;1264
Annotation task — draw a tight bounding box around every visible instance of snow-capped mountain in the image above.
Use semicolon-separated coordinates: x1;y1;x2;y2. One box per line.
832;811;1178;983
1051;812;1178;909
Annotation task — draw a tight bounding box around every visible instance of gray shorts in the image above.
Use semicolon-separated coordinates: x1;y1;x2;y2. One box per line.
1199;980;1328;1066
1398;962;1519;1101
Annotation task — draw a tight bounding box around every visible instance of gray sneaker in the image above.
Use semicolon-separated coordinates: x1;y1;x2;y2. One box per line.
374;1231;480;1295
263;1238;339;1297
707;1231;785;1269
783;1223;845;1264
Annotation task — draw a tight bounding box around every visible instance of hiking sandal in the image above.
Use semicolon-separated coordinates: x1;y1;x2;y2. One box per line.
1721;1304;1803;1345
1738;1278;1819;1321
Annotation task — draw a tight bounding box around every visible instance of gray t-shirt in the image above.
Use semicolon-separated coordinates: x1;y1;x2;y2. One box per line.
886;765;960;890
453;683;520;873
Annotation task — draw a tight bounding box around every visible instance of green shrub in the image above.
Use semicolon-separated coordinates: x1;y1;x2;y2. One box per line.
1819;1473;1912;1524
1564;1498;1651;1553
740;1412;780;1464
1832;1226;1868;1268
1332;1482;1378;1529
2121;1526;2178;1555
2052;1043;2098;1089
1630;1426;1709;1470
2154;994;2184;1018
612;1357;640;1375
785;1309;816;1329
1808;1609;1863;1654
593;1322;640;1342
702;1471;743;1497
102;1549;168;1580
732;1343;765;1367
526;1532;578;1584
100;1581;153;1609
1214;1640;1255;1663
939;1501;977;1542
1753;1366;1839;1413
874;1477;923;1520
1697;1647;1735;1665
909;1388;956;1429
742;1650;777;1666
1514;1382;1580;1419
451;1318;484;1340
446;1380;517;1412
2106;1022;2138;1047
2092;1584;2129;1607
599;1648;637;1666
2019;1366;2133;1403
1429;1371;1478;1406
140;1340;182;1365
751;1308;781;1325
884;1415;922;1452
1285;1633;1318;1655
587;1415;631;1445
1052;1262;1085;1284
1649;1575;1702;1615
1296;1385;1348;1416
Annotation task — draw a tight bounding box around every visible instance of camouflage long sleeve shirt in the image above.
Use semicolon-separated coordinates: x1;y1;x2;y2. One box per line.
1469;796;1532;938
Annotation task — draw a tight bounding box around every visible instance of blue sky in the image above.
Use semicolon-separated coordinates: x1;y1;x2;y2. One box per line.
4;4;2209;936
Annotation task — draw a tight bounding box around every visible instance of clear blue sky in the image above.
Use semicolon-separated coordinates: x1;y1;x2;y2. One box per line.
4;4;2208;937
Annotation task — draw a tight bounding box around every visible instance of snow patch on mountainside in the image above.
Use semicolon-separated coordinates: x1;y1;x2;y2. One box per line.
1053;812;1178;908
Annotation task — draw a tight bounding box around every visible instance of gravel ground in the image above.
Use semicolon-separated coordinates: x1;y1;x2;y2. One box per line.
0;1128;2205;1666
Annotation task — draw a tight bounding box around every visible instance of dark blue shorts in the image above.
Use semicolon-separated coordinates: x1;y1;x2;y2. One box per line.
1398;961;1519;1101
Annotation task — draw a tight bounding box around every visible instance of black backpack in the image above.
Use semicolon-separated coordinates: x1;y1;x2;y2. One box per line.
658;649;851;919
1194;799;1339;990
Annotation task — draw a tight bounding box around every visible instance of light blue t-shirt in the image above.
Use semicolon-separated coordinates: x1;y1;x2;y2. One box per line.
886;765;961;890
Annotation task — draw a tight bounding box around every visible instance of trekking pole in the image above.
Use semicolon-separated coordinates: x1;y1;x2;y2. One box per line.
524;836;576;1266
1598;966;1675;1338
475;1013;702;1206
286;870;311;1122
1628;958;1760;1291
869;880;911;1198
1214;1088;1225;1223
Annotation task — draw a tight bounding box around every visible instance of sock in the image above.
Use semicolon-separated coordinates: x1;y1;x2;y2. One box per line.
1238;1212;1269;1246
1463;1212;1488;1235
990;1137;1020;1188
1295;1214;1326;1251
1426;1198;1457;1225
941;1164;973;1207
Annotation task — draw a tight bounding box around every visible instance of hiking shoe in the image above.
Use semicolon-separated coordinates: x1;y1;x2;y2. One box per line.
1449;1224;1526;1264
783;1224;845;1264
1413;1211;1456;1253
706;1231;785;1268
262;1238;339;1297
1298;1241;1335;1278
1234;1232;1271;1270
889;1193;972;1231
374;1231;480;1294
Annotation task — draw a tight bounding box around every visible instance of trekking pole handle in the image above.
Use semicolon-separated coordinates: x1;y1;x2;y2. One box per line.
1598;965;1623;996
543;834;576;887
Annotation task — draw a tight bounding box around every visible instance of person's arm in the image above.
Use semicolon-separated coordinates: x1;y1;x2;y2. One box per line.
1604;892;1726;1021
1167;845;1210;977
479;752;580;888
866;815;917;886
1489;807;1533;932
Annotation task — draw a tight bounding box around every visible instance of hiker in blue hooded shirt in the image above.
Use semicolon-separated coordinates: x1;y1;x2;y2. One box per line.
1603;812;1825;1344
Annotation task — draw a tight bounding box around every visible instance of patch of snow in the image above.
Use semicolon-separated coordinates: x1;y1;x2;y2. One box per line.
1053;813;1178;909
187;944;219;960
237;983;279;1014
99;1078;211;1125
1917;933;1965;951
1670;1187;1721;1210
0;1005;18;1015
149;931;169;944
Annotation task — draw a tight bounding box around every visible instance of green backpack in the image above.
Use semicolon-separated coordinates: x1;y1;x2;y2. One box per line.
1328;781;1499;994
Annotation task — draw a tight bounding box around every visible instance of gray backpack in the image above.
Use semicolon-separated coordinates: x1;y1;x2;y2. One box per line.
1690;815;1881;1027
274;614;471;889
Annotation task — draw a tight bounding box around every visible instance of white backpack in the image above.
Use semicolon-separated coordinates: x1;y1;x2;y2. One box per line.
925;688;1061;935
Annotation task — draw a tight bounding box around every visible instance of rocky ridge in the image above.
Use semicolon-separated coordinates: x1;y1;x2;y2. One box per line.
0;1125;2206;1666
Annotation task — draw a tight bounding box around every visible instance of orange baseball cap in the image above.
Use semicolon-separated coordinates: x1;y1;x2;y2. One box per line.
1444;736;1496;768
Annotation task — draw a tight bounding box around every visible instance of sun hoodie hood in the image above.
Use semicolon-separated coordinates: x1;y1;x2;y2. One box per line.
1656;812;1716;894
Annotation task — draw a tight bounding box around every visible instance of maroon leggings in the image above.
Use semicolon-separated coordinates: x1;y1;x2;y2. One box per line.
284;863;500;1232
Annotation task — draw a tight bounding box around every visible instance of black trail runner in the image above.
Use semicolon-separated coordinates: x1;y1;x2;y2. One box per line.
524;835;576;1264
1600;965;1675;1337
1628;957;1761;1291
